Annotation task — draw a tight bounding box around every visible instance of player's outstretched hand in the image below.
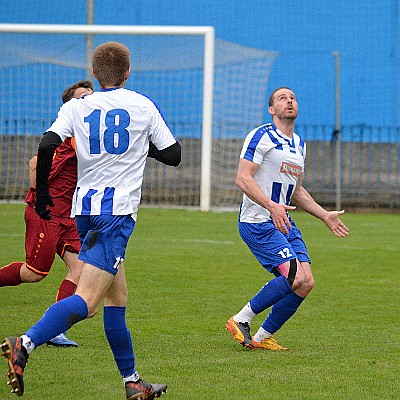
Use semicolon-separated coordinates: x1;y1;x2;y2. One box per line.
324;210;349;237
35;190;54;220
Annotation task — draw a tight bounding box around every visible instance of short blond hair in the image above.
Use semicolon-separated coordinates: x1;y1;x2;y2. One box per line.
92;41;130;87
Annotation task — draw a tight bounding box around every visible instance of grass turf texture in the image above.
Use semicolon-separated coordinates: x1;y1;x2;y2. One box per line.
0;204;399;399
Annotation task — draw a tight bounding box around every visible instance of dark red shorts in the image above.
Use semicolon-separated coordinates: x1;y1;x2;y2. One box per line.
24;204;81;276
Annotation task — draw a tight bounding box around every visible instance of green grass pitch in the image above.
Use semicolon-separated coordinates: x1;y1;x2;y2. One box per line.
0;204;399;399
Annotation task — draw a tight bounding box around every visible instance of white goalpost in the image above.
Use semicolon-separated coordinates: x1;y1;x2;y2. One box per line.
0;23;277;211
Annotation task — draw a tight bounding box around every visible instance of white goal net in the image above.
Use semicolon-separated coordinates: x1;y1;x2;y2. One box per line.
0;24;277;210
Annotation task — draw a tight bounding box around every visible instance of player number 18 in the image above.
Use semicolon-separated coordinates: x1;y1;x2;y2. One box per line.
84;108;130;155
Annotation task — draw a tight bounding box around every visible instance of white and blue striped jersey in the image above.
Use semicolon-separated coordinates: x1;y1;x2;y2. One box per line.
239;123;306;223
48;87;177;220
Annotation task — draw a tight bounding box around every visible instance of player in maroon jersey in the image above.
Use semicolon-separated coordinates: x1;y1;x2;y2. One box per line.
0;80;93;347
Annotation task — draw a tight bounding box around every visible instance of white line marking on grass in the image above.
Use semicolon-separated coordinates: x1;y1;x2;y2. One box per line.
332;244;397;252
141;237;237;245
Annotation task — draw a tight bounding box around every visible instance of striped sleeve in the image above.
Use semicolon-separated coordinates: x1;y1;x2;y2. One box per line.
240;125;273;164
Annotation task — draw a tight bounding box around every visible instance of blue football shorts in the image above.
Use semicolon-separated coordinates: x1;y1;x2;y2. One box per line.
238;218;311;274
75;214;135;275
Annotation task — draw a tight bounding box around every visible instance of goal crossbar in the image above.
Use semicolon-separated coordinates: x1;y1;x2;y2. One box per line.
0;23;214;36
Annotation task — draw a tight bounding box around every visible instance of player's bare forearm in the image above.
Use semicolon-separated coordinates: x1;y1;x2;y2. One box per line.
292;185;329;220
29;155;38;188
292;186;349;237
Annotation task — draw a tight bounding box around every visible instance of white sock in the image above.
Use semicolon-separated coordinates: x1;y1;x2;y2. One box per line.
123;371;141;384
21;335;35;354
253;327;272;343
234;302;256;324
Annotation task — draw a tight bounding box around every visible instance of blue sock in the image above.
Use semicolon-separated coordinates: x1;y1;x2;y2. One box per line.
25;294;88;346
249;275;293;314
262;292;304;334
104;306;136;377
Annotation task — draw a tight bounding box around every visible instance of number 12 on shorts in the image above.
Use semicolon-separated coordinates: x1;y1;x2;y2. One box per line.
278;247;293;259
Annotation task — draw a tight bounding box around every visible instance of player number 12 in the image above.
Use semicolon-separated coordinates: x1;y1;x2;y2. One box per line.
278;248;293;259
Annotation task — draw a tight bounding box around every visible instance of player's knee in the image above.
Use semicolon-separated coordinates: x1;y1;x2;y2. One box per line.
20;266;46;283
286;258;298;288
86;303;100;318
276;259;311;291
25;274;45;283
294;267;315;295
303;274;315;293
